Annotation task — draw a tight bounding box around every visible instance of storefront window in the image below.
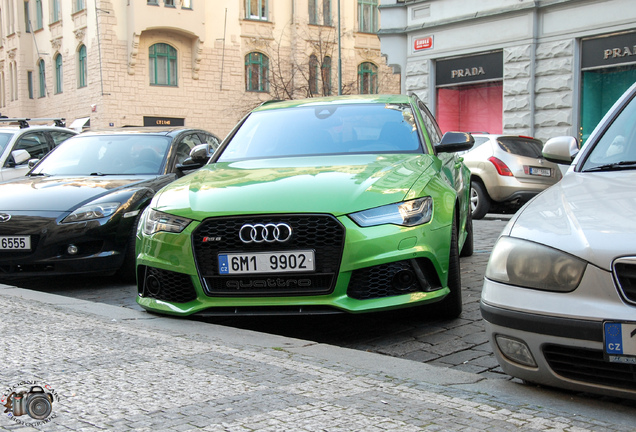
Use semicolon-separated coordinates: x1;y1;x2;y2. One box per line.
580;66;636;144
436;82;503;134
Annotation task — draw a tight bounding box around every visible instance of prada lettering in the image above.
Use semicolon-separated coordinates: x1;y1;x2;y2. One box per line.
604;46;636;60
451;66;486;79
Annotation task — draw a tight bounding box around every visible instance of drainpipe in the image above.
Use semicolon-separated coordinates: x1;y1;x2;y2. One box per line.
529;2;538;137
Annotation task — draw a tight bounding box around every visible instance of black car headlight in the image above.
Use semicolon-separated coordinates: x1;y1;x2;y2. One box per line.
486;236;586;292
349;197;433;227
141;208;191;235
62;201;121;223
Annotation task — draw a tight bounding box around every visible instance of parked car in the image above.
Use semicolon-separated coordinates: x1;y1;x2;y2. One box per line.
136;95;474;318
0;127;220;279
0;118;77;182
463;134;562;219
481;81;636;399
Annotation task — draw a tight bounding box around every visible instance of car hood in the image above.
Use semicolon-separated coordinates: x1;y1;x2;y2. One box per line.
154;154;436;218
506;170;636;270
0;175;162;212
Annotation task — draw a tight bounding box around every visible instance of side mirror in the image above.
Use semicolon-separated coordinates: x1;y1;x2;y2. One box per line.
435;132;474;153
189;143;216;164
543;136;579;164
176;143;216;175
9;149;31;167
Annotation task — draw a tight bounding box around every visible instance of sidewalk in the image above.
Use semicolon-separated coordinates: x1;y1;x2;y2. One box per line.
0;285;633;431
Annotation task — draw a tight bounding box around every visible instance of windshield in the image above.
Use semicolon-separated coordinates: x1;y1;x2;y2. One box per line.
218;103;422;162
0;133;12;155
31;134;171;176
581;93;636;171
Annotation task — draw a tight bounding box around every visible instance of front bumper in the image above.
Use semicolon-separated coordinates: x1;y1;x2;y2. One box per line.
0;214;130;277
136;213;454;316
481;268;636;399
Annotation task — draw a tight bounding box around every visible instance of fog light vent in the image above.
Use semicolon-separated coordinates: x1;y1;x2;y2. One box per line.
495;334;537;367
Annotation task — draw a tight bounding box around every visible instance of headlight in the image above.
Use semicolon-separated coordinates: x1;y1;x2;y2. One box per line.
349;197;433;227
62;202;121;223
142;208;191;235
485;236;586;292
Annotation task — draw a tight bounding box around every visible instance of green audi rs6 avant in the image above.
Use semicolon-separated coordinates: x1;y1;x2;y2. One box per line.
135;94;474;318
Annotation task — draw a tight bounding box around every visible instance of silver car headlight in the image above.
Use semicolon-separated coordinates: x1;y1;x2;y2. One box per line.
62;201;121;223
349;197;433;227
486;236;586;292
141;208;191;235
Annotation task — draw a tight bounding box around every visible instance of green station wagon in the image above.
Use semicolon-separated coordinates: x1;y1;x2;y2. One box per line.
135;95;474;318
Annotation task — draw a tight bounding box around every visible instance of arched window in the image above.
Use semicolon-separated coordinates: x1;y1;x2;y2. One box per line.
309;54;319;95
8;63;14;101
358;62;378;94
55;54;63;94
12;61;18;101
149;43;178;86
38;59;46;97
322;56;332;96
78;45;87;88
245;52;269;92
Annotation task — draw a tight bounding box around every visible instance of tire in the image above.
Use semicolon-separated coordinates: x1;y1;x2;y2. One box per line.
460;209;474;257
117;213;142;282
437;221;463;319
470;181;490;220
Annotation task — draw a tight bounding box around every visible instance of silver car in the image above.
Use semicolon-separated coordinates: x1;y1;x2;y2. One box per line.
463;134;562;219
481;82;636;399
0;118;76;182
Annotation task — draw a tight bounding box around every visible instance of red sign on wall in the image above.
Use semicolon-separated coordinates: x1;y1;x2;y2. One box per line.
414;36;433;51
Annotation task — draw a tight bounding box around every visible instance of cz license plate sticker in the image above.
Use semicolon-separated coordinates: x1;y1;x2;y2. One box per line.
603;321;636;364
218;250;315;275
0;236;31;250
529;167;551;177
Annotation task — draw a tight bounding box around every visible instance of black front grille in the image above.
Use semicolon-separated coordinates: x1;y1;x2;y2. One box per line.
138;265;197;303
347;258;442;300
543;344;636;391
614;262;636;304
192;215;345;297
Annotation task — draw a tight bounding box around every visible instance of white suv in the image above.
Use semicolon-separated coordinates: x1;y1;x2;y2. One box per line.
0;118;77;182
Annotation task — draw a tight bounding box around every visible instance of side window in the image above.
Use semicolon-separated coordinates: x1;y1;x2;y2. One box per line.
49;131;75;146
176;133;202;165
14;132;50;161
199;133;220;151
417;101;442;147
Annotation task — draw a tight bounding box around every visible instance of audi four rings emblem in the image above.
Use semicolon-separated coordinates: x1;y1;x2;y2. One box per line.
0;213;10;223
239;223;292;243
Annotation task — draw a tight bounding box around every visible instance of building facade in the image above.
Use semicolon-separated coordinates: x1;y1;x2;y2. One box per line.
0;0;399;137
379;0;636;144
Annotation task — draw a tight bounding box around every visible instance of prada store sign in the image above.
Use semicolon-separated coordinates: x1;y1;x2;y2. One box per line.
436;51;503;86
582;32;636;69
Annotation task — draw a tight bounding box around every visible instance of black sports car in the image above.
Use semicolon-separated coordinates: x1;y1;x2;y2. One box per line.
0;127;219;279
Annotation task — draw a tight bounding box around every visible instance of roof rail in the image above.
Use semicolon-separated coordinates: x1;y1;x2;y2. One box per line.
0;117;66;128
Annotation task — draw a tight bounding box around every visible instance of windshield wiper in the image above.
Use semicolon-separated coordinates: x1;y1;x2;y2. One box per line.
28;172;49;177
584;160;636;172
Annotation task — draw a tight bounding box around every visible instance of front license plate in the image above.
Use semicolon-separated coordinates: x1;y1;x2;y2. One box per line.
603;321;636;363
0;236;31;250
218;250;315;275
529;167;551;177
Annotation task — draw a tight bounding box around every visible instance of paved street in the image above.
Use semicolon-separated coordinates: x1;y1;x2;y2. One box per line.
1;285;635;431
7;216;511;381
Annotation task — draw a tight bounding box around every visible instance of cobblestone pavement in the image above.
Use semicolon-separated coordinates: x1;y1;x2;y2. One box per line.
0;287;634;431
7;216;511;382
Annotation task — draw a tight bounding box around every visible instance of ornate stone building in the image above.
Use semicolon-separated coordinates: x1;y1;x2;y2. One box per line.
379;0;636;144
0;0;399;137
